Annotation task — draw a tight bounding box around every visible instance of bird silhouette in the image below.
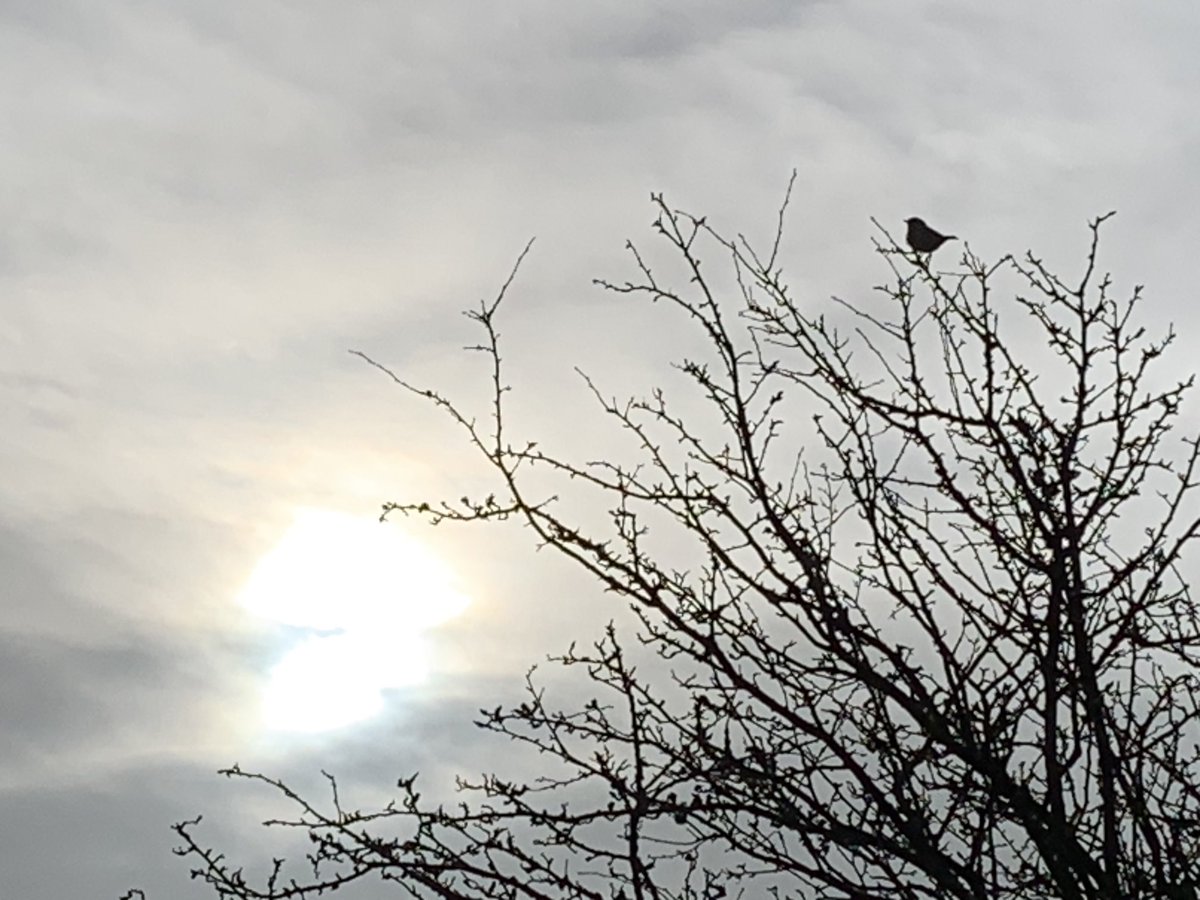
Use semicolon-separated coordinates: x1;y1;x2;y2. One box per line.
905;217;956;254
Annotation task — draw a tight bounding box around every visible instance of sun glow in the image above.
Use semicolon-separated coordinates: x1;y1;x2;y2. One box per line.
239;508;469;733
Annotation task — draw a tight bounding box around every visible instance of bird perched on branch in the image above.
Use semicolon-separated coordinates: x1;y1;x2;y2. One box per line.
905;217;956;254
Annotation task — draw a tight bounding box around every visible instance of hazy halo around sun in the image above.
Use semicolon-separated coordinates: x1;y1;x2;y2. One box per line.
239;507;469;733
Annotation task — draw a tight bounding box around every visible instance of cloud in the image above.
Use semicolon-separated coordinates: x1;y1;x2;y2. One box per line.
1;2;1198;897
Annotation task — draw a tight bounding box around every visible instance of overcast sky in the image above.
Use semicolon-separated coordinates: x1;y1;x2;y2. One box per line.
3;2;1199;897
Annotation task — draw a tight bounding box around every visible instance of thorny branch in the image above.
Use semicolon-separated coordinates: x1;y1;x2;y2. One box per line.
172;184;1200;900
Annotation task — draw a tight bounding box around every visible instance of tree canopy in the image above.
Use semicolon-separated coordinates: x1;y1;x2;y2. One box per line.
170;184;1200;900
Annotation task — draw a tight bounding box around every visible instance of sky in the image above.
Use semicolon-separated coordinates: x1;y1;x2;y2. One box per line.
2;2;1199;897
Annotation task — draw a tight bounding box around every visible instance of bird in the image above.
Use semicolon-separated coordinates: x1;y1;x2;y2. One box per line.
904;217;956;254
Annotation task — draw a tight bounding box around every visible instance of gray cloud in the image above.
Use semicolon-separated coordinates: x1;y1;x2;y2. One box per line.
1;2;1198;897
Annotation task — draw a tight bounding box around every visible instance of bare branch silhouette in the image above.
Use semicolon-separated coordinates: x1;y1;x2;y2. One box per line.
170;187;1199;900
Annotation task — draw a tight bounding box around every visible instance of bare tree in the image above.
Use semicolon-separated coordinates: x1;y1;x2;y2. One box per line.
172;182;1200;900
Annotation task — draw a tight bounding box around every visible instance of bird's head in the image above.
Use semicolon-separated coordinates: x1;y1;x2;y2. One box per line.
905;217;923;227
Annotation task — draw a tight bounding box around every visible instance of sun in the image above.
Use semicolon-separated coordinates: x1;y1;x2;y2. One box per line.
239;508;469;733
